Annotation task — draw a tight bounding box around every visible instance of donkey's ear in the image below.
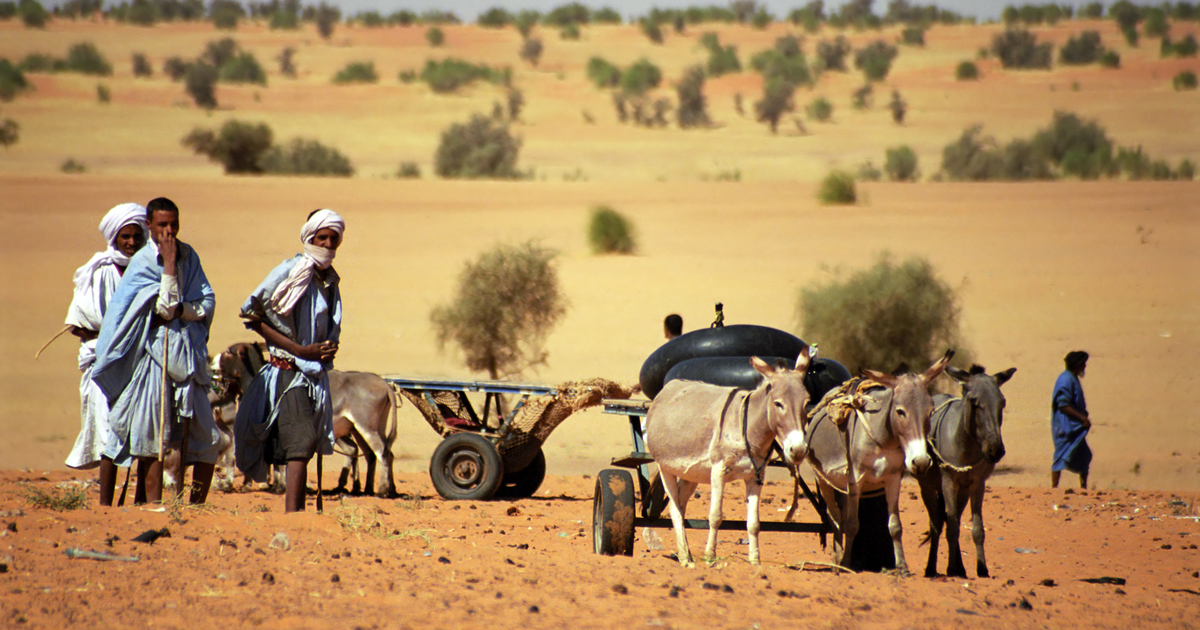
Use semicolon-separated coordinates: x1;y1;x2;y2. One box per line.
793;346;811;373
750;356;775;376
921;349;954;384
945;366;970;383
861;368;896;387
994;367;1017;387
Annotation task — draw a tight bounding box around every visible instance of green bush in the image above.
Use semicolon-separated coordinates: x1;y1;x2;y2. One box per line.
184;61;218;109
587;205;637;254
674;65;710;128
620;58;661;95
1032;111;1113;168
854;40;898;82
314;2;339;39
1164;34;1199;58
992;28;1052;69
420;58;509;93
1177;159;1195;181
888;89;906;124
278;47;296;78
426;26;445;47
817;169;856;205
704;36;741;77
132;52;153;78
560;23;580;40
333;61;378;84
519;37;543;66
0;59;31;101
1174;71;1198;91
750;35;813;87
755;78;795;133
515;10;538;37
856;160;882;182
797;253;969;374
202;38;239;70
163;56;189;81
19;0;48;27
269;9;299;29
96;83;110;103
397;161;421;178
354;10;384;27
258;138;354;176
1098;50;1120;68
1142;7;1168;38
66;42;112;76
1060;31;1103;65
851;83;872;109
181;119;273;173
0;118;18;148
19;52;64;73
586;56;620;88
806;96;832;122
815;36;851;72
885;145;919;181
477;6;513;27
640;19;663;44
220;51;266;85
434;113;522;179
543;2;589;27
430;241;566;379
901;26;925;46
750;8;772;29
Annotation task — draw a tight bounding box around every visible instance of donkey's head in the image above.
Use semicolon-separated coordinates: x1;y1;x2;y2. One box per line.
862;349;953;475
750;346;812;465
947;364;1016;464
212;342;266;402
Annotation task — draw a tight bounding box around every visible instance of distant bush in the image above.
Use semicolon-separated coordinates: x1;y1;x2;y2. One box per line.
66;42;112;76
398;69;416;83
202;38;239;70
420;58;509;93
278;47;296;78
353;10;384;27
815;36;851;72
515;10;538;37
19;0;49;27
258;138;354;176
0;60;30;101
593;7;621;23
818;170;857;205
854;40;898;82
1178;159;1195;181
96;83;110;103
751;35;813;87
619;58;661;95
0;3;17;20
417;9;459;24
856;160;882;182
806;96;832;122
888;89;906;124
435;114;522;179
426;26;445;47
132;53;152;78
956;60;980;81
885;145;919;181
220;51;266;85
182;119;273;173
901;26;925;46
184;61;218;109
560;23;580;40
1175;70;1198;91
1098;50;1120;68
1079;2;1103;19
519;37;543;66
396;161;421;178
163;56;188;81
751;8;772;29
333;61;378;84
586;56;621;88
703;33;741;77
797;253;969;375
674;65;710;128
588;205;637;254
477;6;513;27
640;19;663;44
1163;34;1199;58
851;83;872;109
992;28;1052;69
18;52;63;73
269;9;299;29
1142;7;1168;38
0;118;18;148
1059;31;1103;65
755;78;794;133
1032;110;1113;170
315;2;339;39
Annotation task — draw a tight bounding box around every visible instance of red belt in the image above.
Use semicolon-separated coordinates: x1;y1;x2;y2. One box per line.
269;355;297;371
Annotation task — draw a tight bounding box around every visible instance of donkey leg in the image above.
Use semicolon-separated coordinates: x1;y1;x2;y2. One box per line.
704;464;726;564
918;475;946;578
969;481;990;578
943;478;969;578
744;478;763;566
659;473;695;568
841;482;862;570
884;474;909;575
818;482;845;562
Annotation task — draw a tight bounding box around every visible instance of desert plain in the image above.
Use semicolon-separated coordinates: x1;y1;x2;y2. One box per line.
0;10;1198;629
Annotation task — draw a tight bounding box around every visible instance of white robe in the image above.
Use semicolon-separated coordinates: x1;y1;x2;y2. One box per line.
63;256;123;469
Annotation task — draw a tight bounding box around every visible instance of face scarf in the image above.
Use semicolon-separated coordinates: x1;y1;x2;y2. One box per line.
73;203;148;291
267;209;345;316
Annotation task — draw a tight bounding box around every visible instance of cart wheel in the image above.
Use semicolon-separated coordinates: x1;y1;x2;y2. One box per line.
644;468;668;520
429;433;504;500
495;448;546;499
593;469;635;556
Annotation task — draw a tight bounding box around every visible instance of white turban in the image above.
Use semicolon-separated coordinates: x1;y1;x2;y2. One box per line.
73;203;147;291
268;209;345;316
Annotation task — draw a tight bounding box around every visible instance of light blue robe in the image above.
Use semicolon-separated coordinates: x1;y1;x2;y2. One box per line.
234;256;341;483
1051;370;1091;474
92;241;219;466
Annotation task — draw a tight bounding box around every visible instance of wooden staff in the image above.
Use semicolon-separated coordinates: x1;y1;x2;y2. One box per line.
316;452;323;513
159;324;170;463
34;325;72;359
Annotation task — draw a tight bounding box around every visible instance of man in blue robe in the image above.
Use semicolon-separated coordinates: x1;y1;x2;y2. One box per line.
92;197;220;505
1051;350;1092;489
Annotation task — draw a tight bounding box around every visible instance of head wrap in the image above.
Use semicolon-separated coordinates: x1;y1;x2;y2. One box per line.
73;203;148;291
1065;351;1089;372
268;209;345;316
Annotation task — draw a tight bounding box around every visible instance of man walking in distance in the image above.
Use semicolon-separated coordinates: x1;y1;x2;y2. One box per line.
1051;350;1092;490
92;197;220;505
235;209;344;513
63;203;147;506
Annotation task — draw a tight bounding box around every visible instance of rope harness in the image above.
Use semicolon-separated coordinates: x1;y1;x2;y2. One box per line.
927;396;985;474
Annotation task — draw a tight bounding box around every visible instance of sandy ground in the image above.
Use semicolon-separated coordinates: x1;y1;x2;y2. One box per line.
1;15;1199;629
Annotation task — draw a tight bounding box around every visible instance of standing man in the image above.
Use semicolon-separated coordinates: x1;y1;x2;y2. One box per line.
64;203;147;506
92;197;220;505
1051;350;1092;489
235;209;344;513
663;314;682;341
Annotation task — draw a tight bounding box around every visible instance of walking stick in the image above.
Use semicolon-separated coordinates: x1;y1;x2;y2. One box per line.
160;324;170;464
34;325;72;359
316;452;323;513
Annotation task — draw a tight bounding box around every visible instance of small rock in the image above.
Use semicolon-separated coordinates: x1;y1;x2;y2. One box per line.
1040;579;1056;587
268;532;290;551
254;548;266;556
722;584;734;594
1161;544;1173;550
669;586;681;598
332;553;340;559
528;606;539;613
331;574;340;583
1192;571;1199;578
1115;588;1126;595
507;507;521;516
611;584;628;595
66;526;77;534
6;522;16;533
1018;597;1033;610
0;555;12;573
702;582;720;591
262;572;275;584
438;556;451;564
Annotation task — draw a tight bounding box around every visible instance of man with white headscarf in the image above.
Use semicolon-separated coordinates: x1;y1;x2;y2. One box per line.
235;209;344;513
64;203;147;505
93;197;220;506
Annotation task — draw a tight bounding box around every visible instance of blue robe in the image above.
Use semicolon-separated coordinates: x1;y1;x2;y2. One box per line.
92;241;219;466
1051;370;1091;474
234;256;341;483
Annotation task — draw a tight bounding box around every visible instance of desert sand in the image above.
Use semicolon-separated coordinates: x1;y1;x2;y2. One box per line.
0;14;1198;629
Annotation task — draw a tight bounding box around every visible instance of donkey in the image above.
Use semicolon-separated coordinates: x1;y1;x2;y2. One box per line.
645;349;811;567
916;364;1016;578
803;350;952;574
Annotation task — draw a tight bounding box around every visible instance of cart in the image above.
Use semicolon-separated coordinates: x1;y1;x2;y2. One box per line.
385;376;634;502
592;398;831;556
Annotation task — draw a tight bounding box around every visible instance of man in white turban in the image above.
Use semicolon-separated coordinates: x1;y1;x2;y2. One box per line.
235;209;344;513
93;197;220;506
64;203;147;505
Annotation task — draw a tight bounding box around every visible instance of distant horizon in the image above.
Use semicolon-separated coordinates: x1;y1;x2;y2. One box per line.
38;0;1176;23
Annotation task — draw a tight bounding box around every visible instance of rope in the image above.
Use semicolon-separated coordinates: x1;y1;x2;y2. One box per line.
739;389;767;485
927;396;984;473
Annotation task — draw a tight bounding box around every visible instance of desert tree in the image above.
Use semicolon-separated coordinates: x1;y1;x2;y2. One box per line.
132;52;152;77
888;89;906;124
519;37;544;66
431;241;567;379
184;61;218;109
674;65;710;128
755;78;794;133
181;119;272;173
434;114;522;179
278;47;296;77
588;205;636;254
315;2;339;39
0;118;18;148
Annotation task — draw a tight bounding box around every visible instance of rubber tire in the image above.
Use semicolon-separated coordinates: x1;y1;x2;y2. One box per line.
643;469;668;520
429;432;504;501
639;325;806;399
663;356;851;403
593;469;636;556
495;448;546;499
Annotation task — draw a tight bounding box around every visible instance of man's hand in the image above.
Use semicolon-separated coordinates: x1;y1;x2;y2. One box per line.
160;232;177;274
297;340;338;362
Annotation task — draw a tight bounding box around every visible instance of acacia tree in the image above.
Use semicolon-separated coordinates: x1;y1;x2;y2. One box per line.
431;241;567;379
